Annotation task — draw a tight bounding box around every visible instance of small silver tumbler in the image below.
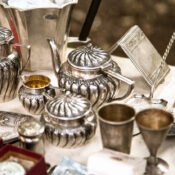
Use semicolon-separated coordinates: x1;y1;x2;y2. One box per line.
98;103;135;154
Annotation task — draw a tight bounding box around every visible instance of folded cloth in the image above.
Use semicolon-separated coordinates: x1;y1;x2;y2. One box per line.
52;157;89;175
87;149;146;175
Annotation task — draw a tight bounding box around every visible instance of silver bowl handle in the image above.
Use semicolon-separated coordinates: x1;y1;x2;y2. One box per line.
103;69;135;101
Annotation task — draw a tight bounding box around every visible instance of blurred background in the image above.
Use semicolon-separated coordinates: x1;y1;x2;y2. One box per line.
70;0;175;65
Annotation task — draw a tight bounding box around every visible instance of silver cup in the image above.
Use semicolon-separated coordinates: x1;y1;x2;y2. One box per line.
98;103;135;154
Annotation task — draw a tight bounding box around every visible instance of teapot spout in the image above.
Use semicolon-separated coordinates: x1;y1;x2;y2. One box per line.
47;38;61;76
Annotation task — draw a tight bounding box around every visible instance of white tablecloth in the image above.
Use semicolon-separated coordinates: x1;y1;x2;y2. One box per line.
1;55;175;175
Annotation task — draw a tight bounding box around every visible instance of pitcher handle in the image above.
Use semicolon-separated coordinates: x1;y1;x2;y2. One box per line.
103;69;135;101
11;43;31;73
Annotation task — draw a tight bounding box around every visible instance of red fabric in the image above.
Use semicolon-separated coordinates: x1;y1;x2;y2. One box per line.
0;138;2;148
0;144;47;175
9;19;21;55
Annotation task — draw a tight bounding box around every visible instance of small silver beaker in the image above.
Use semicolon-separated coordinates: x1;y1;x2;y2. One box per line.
98;103;135;154
17;118;45;155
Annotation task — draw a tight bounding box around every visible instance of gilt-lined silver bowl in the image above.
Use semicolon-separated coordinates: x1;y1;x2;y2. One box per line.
41;92;96;148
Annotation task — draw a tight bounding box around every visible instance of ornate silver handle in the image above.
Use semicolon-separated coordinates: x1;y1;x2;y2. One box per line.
11;43;31;73
103;69;135;101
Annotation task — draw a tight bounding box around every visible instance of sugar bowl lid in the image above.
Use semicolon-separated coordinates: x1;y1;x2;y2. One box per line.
0;26;14;45
67;43;111;70
46;92;91;119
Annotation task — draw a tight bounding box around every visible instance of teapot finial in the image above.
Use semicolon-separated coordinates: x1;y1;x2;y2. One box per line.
47;39;61;76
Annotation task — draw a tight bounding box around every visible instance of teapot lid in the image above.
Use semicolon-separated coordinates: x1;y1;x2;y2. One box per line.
67;43;111;70
0;26;14;45
46;92;91;119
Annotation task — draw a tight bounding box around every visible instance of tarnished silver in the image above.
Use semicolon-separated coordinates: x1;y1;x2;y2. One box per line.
98;103;135;154
41;91;96;148
48;41;134;108
0;161;25;175
110;25;170;87
0;0;91;71
18;118;45;155
0;111;31;144
0;26;30;102
18;74;55;115
136;108;173;175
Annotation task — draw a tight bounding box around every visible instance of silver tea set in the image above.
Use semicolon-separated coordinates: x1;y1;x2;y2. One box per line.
0;1;175;174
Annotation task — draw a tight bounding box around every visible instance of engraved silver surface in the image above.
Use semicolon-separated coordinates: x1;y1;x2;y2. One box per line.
41;92;96;148
117;25;170;87
48;40;135;109
0;111;31;143
0;161;25;175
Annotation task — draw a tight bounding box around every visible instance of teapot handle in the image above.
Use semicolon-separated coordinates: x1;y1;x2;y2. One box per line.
103;69;135;101
11;43;31;73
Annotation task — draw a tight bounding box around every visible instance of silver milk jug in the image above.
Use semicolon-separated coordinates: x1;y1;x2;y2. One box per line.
48;40;135;108
0;0;96;70
0;26;30;102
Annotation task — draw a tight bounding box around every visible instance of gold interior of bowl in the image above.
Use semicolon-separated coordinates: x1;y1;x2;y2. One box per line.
24;75;50;88
136;109;173;130
98;104;135;122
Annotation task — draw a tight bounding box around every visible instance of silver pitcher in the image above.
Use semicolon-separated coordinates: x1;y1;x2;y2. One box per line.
48;41;135;108
0;26;30;102
0;0;93;71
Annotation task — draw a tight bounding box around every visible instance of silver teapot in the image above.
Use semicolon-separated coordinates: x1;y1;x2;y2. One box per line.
0;26;30;102
41;91;96;148
48;40;134;108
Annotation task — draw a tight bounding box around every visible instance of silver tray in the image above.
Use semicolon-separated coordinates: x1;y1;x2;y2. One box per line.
0;111;32;144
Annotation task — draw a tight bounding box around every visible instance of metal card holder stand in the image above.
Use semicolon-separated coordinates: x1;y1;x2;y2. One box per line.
109;25;170;87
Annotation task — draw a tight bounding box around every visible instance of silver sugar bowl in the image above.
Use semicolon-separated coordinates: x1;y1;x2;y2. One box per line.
48;41;134;108
0;26;30;102
18;74;55;115
41;92;97;148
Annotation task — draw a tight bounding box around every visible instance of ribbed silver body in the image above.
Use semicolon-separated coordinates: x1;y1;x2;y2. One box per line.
58;62;120;108
0;54;20;102
18;85;55;115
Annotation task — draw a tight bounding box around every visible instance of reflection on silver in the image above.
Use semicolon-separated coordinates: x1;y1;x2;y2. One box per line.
0;111;32;143
48;41;134;108
41;92;97;148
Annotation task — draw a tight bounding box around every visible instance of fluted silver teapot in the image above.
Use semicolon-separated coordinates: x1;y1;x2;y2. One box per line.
48;40;134;108
0;26;30;102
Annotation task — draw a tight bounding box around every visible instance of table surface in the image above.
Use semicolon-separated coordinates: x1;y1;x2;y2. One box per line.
1;54;175;175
